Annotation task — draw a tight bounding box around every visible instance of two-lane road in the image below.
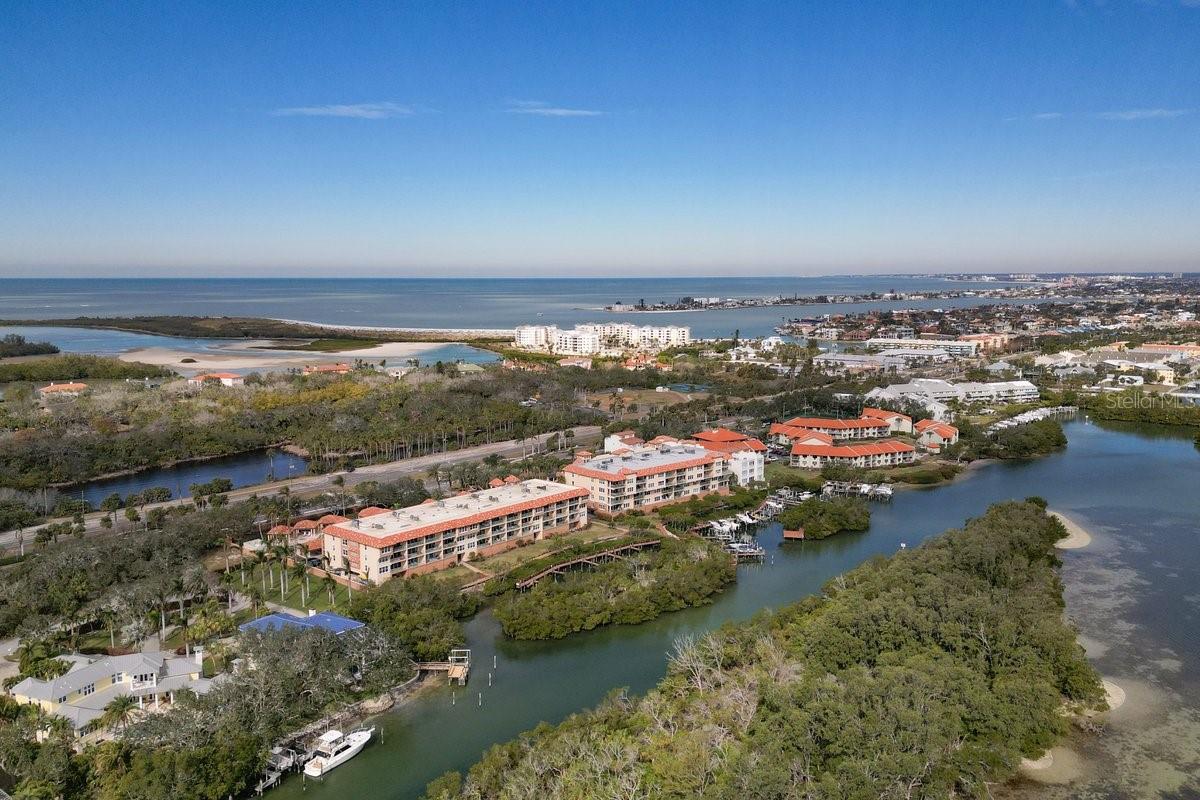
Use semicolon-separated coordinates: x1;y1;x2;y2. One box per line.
0;425;601;551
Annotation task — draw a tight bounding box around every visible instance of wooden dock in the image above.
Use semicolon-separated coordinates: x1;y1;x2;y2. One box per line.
416;649;471;685
514;539;661;590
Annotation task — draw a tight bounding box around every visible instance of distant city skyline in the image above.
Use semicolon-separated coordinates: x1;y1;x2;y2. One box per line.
2;1;1198;277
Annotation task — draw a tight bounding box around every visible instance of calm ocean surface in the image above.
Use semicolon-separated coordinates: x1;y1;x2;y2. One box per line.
1;277;1022;338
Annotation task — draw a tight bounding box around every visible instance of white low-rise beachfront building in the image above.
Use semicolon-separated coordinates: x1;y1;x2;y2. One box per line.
514;323;690;355
874;346;952;365
1172;381;1200;407
865;338;979;357
562;442;730;514
867;378;1039;416
186;372;245;387
8;652;214;734
323;479;589;580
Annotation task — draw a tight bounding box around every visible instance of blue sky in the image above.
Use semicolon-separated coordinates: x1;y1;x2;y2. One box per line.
1;0;1198;277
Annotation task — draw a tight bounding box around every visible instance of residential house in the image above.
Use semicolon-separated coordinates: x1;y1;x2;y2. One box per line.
186;372;245;387
9;652;213;734
914;420;960;452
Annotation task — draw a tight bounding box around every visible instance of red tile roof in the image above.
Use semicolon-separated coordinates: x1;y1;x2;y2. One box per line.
292;519;319;530
861;407;911;423
192;372;242;380
788;431;835;446
563;452;724;481
690;436;767;454
691;427;750;443
358;507;390;518
317;514;349;525
325;487;589;548
915;420;958;438
778;416;891;431
790;440;916;458
266;524;292;536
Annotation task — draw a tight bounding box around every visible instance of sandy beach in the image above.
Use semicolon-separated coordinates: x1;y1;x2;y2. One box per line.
120;339;451;374
1018;745;1085;784
1050;510;1092;549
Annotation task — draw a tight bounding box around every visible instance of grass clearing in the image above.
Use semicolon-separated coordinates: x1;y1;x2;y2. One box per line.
235;563;356;614
470;522;628;575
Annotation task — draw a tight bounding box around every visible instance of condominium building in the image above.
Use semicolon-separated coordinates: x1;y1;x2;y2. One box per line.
513;323;690;355
867;378;1039;410
865;338;979;357
958;332;1015;352
322;479;589;580
769;416;890;443
562;442;729;514
688;428;767;486
789;439;916;469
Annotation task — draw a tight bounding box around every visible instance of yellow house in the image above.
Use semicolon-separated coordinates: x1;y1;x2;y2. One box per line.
8;651;213;734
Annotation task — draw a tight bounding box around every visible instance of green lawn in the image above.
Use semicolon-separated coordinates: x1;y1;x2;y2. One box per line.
235;563;356;614
865;460;962;485
764;461;823;491
470;522;627;575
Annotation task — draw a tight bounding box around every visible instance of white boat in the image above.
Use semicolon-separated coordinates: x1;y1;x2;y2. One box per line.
304;727;374;778
736;513;757;525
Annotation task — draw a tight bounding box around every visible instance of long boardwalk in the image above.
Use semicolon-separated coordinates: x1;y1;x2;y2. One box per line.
514;539;661;590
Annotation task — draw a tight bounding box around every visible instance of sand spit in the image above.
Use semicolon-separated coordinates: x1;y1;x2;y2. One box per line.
1103;679;1127;711
1050;510;1092;549
1018;746;1084;784
119;340;450;374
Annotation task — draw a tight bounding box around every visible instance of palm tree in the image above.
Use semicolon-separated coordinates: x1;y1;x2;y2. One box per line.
322;574;337;607
342;557;354;600
271;543;291;602
96;694;139;734
291;561;309;607
218;570;239;612
248;584;265;616
332;474;348;515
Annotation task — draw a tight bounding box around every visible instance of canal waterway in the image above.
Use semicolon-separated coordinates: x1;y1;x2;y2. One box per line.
269;418;1199;800
67;449;310;508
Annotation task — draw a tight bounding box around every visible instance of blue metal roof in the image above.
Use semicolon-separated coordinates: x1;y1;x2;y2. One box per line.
239;611;365;636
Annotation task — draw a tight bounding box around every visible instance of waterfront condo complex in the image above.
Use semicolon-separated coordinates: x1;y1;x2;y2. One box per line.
321;479;589;580
769;415;891;442
788;438;917;469
514;322;691;355
562;441;730;514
